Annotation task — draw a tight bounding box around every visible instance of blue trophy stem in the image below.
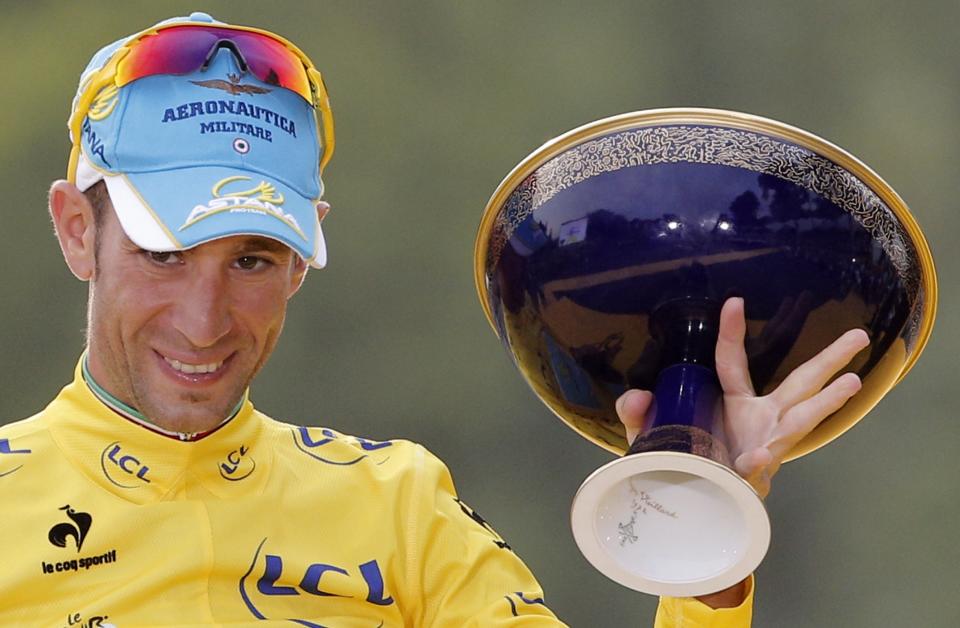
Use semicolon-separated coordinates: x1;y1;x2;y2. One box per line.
649;363;721;434
625;299;733;466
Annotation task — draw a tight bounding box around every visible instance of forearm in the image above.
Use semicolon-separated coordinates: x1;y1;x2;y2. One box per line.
695;578;748;609
655;576;754;627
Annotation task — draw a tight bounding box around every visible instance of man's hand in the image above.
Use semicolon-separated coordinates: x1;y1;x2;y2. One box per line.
616;296;868;498
616;296;869;607
715;297;868;498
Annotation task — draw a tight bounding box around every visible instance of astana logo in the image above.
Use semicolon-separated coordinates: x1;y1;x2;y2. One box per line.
48;505;92;552
87;84;119;121
180;175;307;241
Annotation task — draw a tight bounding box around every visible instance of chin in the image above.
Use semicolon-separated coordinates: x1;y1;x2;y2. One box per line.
143;400;235;433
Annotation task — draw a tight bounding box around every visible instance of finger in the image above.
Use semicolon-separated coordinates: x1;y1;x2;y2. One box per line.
616;389;653;446
715;297;755;396
768;372;862;459
733;447;774;498
734;447;773;479
770;328;869;407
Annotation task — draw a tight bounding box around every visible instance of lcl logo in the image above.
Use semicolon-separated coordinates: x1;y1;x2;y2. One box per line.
239;538;393;623
219;444;256;481
292;427;393;466
100;442;151;489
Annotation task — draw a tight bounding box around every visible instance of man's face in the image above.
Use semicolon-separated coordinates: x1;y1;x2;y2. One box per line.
86;208;305;433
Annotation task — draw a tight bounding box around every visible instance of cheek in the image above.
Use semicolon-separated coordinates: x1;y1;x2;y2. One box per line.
92;274;173;339
232;284;292;337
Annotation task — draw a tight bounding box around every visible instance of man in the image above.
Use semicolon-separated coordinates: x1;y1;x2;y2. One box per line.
0;12;867;626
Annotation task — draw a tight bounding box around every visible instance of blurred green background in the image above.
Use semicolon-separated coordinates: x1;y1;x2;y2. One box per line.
2;1;957;625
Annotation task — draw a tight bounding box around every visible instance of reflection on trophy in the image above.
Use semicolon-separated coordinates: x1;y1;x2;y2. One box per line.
473;109;936;596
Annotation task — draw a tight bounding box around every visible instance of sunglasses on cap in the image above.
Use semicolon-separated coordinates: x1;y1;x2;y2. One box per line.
67;22;335;182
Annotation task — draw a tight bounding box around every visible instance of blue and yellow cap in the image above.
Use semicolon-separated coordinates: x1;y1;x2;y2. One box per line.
70;12;329;268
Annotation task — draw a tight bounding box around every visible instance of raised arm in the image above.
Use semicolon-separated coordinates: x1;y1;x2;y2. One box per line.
618;297;869;612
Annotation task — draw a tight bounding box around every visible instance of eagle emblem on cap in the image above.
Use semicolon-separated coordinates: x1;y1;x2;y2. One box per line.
190;73;273;96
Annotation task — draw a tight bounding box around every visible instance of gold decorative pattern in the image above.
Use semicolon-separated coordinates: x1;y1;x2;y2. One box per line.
903;285;925;358
487;125;920;300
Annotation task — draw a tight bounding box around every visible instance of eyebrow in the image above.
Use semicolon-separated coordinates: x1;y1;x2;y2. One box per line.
235;237;293;255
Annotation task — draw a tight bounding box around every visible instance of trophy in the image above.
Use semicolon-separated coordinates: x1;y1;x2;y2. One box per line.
473;109;936;597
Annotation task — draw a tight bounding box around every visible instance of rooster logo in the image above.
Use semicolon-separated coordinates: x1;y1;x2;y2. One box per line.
190;73;273;95
48;505;92;552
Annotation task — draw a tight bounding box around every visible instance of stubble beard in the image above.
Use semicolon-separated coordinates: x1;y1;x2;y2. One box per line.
128;357;250;433
125;324;284;434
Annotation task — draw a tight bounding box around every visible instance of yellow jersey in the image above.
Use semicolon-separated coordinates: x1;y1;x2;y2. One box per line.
0;360;752;627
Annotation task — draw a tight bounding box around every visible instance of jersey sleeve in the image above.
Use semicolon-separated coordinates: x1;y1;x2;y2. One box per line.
408;445;568;627
654;577;755;627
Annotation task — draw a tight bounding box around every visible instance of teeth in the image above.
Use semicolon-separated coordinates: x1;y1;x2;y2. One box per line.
164;357;224;375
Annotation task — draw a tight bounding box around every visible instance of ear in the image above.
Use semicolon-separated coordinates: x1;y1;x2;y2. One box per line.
316;201;331;223
49;180;97;281
285;200;330;296
288;255;308;298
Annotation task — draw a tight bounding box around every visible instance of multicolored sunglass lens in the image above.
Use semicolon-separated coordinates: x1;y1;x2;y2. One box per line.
115;26;313;103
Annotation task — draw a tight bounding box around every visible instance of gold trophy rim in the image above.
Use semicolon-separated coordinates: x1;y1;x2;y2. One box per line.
473;107;938;462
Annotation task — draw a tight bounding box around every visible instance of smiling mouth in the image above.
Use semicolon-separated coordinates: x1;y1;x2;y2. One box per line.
163;356;225;375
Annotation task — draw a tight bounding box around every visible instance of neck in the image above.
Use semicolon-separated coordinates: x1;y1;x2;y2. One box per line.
81;354;243;441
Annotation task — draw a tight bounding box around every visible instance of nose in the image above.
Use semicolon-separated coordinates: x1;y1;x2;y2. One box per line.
170;265;233;348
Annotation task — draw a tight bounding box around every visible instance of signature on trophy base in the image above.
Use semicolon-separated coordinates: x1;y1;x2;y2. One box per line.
617;481;679;546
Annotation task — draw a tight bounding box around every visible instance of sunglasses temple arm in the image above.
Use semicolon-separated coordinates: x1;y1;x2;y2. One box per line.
310;68;335;172
320;107;335;172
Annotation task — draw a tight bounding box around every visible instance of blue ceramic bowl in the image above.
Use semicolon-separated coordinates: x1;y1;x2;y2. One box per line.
475;109;936;461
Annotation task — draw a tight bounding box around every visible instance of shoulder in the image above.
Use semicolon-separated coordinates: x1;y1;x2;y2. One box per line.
256;412;447;485
0;411;56;483
0;411;52;452
0;411;48;440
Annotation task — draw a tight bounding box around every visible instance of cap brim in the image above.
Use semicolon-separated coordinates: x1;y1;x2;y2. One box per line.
101;165;326;269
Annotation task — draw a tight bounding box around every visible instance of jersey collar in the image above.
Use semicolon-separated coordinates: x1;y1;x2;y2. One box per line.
81;354;244;442
47;357;272;504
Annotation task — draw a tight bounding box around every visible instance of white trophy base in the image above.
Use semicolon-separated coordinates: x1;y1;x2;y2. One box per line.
571;451;770;597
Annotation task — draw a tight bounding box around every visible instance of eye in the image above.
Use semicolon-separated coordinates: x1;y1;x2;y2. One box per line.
146;250;182;265
235;255;271;271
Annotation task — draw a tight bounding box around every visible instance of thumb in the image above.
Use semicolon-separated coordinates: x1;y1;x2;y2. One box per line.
734;447;775;499
616;389;653;448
